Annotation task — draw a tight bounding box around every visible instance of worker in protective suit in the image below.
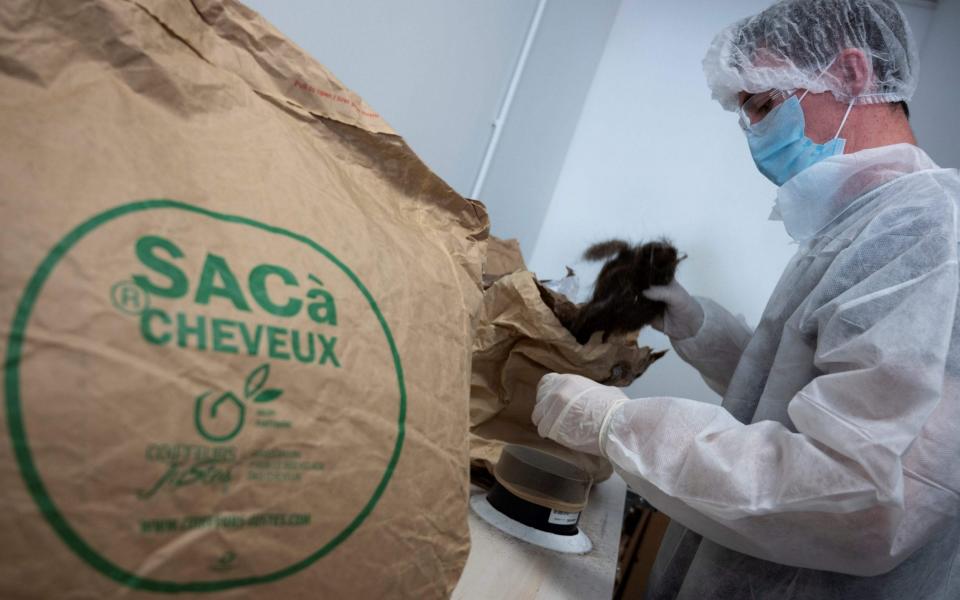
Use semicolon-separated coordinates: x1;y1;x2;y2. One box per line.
533;1;960;598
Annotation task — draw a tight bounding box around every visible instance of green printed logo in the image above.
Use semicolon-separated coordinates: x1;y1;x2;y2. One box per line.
5;200;406;593
194;363;283;443
118;235;341;367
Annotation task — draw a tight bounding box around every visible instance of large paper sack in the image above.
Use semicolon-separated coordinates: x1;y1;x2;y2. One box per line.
0;1;487;598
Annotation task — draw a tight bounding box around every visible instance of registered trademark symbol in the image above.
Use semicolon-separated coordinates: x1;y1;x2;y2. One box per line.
110;280;149;315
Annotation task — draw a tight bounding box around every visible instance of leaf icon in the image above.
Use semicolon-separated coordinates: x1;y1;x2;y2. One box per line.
194;391;245;443
254;388;283;403
245;363;270;399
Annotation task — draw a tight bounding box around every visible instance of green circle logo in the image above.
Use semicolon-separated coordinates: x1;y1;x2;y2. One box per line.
4;199;406;592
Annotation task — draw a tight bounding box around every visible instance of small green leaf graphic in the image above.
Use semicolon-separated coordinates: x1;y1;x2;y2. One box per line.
244;363;270;398
254;388;283;403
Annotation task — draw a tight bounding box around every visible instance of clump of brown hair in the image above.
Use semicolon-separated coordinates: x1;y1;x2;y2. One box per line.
570;239;683;344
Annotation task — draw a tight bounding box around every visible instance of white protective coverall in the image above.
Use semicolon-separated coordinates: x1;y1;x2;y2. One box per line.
535;144;960;599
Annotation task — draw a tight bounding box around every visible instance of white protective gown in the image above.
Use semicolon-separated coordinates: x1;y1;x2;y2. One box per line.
600;144;960;599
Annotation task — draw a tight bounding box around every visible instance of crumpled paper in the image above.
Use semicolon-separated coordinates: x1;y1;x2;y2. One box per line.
470;242;665;481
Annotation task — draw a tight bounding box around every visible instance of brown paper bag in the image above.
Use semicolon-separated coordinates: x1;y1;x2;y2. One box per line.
470;271;664;481
483;236;527;277
0;1;486;598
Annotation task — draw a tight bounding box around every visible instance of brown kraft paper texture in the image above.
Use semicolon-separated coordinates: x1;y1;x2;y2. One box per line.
0;0;487;598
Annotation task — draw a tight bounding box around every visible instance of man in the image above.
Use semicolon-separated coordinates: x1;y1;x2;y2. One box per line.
532;1;960;598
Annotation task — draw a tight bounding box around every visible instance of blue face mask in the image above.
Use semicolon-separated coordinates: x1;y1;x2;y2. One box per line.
744;93;854;186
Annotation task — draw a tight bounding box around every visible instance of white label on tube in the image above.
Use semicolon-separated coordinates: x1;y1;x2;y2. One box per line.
547;510;579;526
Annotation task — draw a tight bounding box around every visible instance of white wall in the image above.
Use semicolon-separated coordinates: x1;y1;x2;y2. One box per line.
477;0;621;254
243;0;620;258
244;0;538;196
528;0;951;404
910;0;960;169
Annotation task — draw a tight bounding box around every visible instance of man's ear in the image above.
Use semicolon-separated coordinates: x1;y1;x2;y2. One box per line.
832;48;871;96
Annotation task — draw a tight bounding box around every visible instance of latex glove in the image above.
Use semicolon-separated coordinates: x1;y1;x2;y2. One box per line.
532;373;628;456
643;279;705;340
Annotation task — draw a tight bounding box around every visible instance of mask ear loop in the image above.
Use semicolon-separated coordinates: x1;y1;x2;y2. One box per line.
833;99;855;139
805;54;856;141
797;89;856;141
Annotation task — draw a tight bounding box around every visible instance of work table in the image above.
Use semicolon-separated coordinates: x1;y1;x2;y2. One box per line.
453;474;627;599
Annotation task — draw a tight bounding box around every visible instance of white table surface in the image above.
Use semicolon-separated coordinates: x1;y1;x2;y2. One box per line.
453;474;627;600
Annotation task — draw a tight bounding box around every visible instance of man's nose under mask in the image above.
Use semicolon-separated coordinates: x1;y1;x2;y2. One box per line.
744;93;854;186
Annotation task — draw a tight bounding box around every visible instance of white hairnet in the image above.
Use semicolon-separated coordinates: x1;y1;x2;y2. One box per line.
703;0;919;111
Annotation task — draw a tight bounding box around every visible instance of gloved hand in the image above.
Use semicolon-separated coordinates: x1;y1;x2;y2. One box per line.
643;279;705;340
532;373;628;456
